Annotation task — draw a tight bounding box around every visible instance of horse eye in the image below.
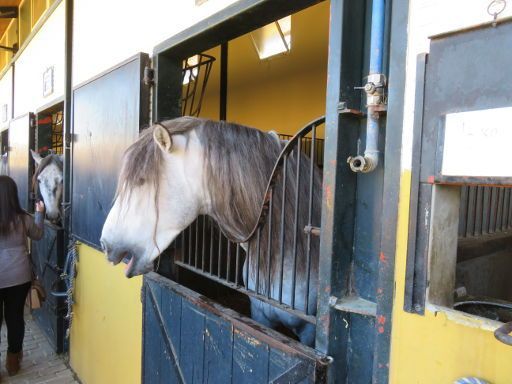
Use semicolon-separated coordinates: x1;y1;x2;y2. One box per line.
137;178;145;186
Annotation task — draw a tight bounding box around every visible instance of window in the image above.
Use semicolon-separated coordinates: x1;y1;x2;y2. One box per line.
250;16;291;60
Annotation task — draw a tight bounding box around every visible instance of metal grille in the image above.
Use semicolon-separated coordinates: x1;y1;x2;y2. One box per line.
459;186;512;238
173;117;325;322
182;54;215;117
278;134;325;169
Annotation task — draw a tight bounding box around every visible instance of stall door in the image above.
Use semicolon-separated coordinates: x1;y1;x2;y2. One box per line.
71;53;150;247
31;223;66;352
8;113;34;211
142;273;328;384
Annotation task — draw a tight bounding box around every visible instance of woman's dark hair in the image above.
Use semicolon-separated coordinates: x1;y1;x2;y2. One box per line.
0;175;25;236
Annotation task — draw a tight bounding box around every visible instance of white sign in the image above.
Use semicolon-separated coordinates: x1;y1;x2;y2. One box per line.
43;67;54;97
442;107;512;178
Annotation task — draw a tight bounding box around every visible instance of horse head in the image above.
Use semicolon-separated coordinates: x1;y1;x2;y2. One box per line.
101;118;209;277
31;150;63;222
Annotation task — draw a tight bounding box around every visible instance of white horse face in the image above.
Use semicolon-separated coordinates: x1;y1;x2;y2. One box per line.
101;127;208;278
31;151;63;221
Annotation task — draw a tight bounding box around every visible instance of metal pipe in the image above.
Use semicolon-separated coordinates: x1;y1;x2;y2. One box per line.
348;0;386;173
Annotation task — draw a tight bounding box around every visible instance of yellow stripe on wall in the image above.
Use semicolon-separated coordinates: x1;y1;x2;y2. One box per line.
390;170;512;383
70;243;143;384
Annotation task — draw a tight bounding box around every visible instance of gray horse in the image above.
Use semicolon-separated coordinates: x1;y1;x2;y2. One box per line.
101;117;322;346
31;150;63;222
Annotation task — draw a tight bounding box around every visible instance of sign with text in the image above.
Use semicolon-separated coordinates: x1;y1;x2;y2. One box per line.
441;107;512;178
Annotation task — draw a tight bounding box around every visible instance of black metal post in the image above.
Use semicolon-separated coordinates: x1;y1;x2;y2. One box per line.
220;42;228;120
315;0;365;382
63;0;73;234
372;0;410;381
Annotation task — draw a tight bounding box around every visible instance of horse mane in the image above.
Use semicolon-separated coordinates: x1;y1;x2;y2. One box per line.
32;154;63;191
118;117;322;308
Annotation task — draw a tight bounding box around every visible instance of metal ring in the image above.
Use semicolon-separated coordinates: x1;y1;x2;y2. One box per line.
494;321;512;346
487;0;507;17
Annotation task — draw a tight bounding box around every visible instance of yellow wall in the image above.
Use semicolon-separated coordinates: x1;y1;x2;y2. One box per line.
390;171;512;383
199;1;329;137
70;243;143;384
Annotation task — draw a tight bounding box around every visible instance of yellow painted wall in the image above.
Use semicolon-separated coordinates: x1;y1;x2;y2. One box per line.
199;1;329;137
70;243;143;384
390;171;512;383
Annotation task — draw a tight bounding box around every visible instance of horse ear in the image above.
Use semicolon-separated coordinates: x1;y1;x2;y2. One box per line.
30;149;42;165
153;125;173;153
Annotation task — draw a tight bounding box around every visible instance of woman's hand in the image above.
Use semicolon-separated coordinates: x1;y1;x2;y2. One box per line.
35;201;45;212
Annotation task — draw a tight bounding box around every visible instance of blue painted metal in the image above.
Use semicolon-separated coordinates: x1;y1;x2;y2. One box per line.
369;0;386;74
71;54;150;248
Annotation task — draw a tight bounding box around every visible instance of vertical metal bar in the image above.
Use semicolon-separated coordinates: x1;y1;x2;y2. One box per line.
188;222;193;265
235;244;240;286
497;187;504;231
504;188;510;229
278;155;288;304
291;142;302;309
194;219;199;268
220;43;228;120
255;228;261;294
245;241;250;290
266;191;274;299
227;239;232;282
217;227;222;278
305;124;316;314
201;216;206;271
209;222;214;274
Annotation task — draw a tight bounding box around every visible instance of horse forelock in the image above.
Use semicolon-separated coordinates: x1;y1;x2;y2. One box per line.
115;116;201;204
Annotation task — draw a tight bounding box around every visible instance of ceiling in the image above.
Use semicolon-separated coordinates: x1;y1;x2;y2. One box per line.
0;0;20;42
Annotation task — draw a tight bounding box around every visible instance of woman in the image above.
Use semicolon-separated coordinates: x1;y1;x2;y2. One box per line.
0;176;45;379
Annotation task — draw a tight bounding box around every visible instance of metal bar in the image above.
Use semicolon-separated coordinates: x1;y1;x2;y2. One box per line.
245;240;250;289
227;239;232;282
202;215;206;271
235;244;240;286
266;191;274;299
174;261;317;325
291;142;302;309
188;223;193;264
255;228;261;295
278;154;288;304
209;222;214;274
217;226;222;278
220;43;228;120
305;124;316;314
194;218;199;268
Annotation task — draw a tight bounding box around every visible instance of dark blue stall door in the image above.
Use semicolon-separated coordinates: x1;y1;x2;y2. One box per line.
142;273;328;384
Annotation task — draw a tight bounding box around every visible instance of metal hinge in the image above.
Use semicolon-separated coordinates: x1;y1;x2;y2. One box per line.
143;66;154;86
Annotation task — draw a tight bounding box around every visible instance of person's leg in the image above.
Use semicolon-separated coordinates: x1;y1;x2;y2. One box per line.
3;282;30;375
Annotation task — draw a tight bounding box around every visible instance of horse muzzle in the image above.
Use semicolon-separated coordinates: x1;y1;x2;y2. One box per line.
100;240;153;278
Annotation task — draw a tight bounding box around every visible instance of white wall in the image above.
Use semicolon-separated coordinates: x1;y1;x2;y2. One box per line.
73;0;238;86
0;67;13;131
401;1;512;169
14;2;65;117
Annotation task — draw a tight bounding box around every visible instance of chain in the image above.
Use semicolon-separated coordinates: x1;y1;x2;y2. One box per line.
487;0;507;26
63;240;78;339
